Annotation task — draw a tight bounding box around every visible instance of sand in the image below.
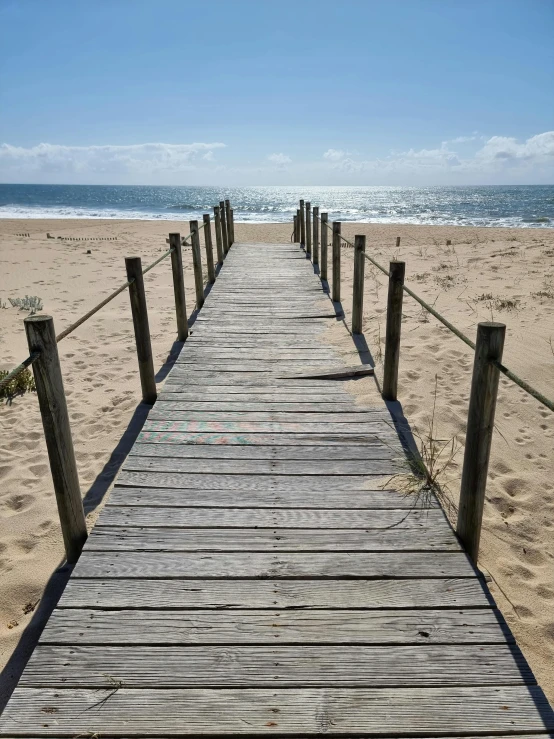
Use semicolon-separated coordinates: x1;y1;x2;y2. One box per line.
0;218;553;708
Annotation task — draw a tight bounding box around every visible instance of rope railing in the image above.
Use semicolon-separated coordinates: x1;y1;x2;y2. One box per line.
1;198;236;563
310;210;553;413
0;217;222;393
295;198;553;563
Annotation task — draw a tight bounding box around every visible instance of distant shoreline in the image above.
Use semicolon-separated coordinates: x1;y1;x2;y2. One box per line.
1;184;553;228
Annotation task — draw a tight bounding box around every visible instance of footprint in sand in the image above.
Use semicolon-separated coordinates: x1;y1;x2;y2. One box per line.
1;493;35;515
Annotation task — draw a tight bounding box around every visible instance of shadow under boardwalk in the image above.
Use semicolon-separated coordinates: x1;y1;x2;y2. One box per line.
1;242;552;736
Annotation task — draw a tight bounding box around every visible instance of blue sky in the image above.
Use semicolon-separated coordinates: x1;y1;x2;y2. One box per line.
0;0;552;185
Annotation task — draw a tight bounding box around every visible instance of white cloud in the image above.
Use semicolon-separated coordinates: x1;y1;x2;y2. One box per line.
476;131;554;163
267;153;291;166
320;131;554;182
0;142;226;179
323;149;348;161
445;135;478;144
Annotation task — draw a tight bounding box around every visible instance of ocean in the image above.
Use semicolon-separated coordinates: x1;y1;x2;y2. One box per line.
0;184;553;227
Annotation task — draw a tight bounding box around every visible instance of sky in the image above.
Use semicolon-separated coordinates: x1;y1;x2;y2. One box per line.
0;0;553;186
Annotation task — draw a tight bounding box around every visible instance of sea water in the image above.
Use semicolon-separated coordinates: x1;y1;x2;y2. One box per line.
0;184;552;227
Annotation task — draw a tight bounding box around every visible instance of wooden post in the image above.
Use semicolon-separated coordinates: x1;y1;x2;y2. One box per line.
230;208;235;244
396;236;401;248
321;212;328;281
189;220;205;309
305;202;312;257
352;235;366;334
299;199;306;247
169;233;188;341
456;322;506;563
225;199;232;246
24;315;87;563
203;214;216;284
332;221;341;302
382;261;405;401
125;256;157;405
220;200;230;255
296;209;301;243
312;206;319;265
293;215;298;242
213;206;224;264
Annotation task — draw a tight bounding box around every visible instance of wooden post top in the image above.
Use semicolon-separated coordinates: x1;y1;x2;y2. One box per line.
24;314;52;325
476;321;506;331
203;213;211;222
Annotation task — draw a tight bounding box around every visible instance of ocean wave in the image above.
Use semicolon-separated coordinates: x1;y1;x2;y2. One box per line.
1;185;553;228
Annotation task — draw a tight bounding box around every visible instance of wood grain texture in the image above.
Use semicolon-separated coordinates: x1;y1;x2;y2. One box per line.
2;686;551;734
106;486;427;510
41;607;508;645
137;431;398;446
58;577;492;609
120;456;405;476
114;471;405;491
128;442;398;458
86;526;459;552
99;507;445;530
72;551;475;579
21;644;531;687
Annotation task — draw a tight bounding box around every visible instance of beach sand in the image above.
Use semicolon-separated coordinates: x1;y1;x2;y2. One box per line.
0;218;553;707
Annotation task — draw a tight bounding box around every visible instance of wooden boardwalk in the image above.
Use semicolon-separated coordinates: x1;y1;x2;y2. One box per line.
1;242;553;736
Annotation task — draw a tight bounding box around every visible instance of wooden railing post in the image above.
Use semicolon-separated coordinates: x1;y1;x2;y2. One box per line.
24;315;87;563
213;206;224;264
169;233;188;341
225;199;233;246
299;199;305;247
293;215;298;242
296;209;301;243
352;235;366;334
396;236;401;248
313;206;319;265
230;208;235;244
189;220;205;309
305;202;312;257
220;200;230;255
125;256;157;404
457;322;506;563
332;221;341;302
203;214;216;283
321;212;328;280
382;261;405;401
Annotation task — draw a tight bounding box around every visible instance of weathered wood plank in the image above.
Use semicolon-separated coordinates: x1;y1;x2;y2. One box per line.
106;487;427;510
155;400;379;412
121;457;405;476
87;526;459;551
98;507;447;530
137;431;399;446
3;685;551;736
58;577;491;609
21;644;531;687
41;607;508;645
72;551;475;578
142;420;394;434
129;443;399;460
115;471;403;491
148;409;390;424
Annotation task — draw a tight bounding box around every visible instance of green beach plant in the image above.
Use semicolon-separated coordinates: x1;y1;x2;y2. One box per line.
8;295;43;314
0;368;36;402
